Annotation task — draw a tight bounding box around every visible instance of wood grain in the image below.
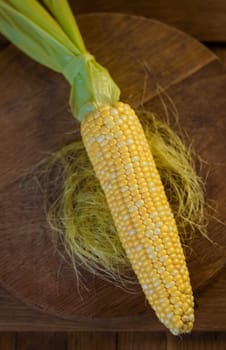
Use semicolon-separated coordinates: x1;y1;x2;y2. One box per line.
118;332;166;350
211;45;226;71
0;333;15;350
167;332;226;350
16;333;67;350
0;267;225;332
0;14;225;328
69;0;226;42
1;331;226;349
67;332;116;350
0;36;8;50
1;1;226;43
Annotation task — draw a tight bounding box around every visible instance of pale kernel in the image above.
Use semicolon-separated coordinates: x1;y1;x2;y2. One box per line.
126;139;133;145
132;156;139;162
129;207;137;213
135;244;143;252
154;228;160;235
136;200;144;208
110;108;118;115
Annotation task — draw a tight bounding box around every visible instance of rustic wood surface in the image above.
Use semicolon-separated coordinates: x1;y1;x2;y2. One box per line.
0;266;225;332
166;332;226;350
118;332;165;350
0;14;226;328
68;332;116;350
15;333;67;350
0;4;226;350
212;46;226;71
0;0;226;44
68;0;226;42
0;331;226;349
0;333;15;350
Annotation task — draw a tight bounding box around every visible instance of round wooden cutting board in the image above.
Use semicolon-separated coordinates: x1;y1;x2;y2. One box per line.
0;14;225;320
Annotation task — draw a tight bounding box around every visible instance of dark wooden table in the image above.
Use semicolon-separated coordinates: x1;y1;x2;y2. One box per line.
0;2;226;350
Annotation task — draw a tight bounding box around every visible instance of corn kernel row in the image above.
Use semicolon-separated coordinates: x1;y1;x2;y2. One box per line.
81;102;194;335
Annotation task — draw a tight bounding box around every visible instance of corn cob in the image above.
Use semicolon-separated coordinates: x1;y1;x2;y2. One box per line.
81;102;194;335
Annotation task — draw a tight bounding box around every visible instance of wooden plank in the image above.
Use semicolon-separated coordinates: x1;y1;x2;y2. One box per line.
16;333;67;350
118;332;166;350
211;46;226;70
167;332;226;349
0;333;15;350
1;0;226;43
69;0;226;42
67;332;116;350
0;36;8;50
0;270;225;332
0;45;75;192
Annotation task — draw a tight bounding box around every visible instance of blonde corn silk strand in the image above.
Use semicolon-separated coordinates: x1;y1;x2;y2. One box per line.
47;107;206;289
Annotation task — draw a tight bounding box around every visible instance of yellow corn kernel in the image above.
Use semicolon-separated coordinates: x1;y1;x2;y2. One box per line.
81;102;194;335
